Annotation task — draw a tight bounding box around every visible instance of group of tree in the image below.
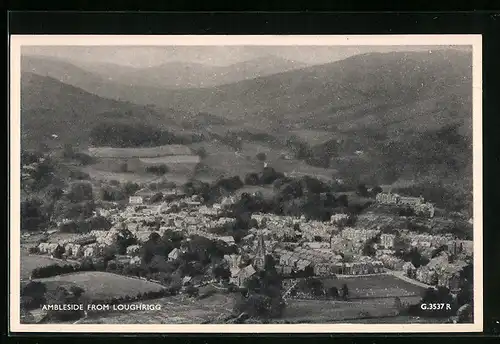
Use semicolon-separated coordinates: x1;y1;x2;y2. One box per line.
292;278;350;300
89;122;184;148
234;256;285;319
145;164;169;175
20;281;47;310
31;263;82;279
44;285;87;322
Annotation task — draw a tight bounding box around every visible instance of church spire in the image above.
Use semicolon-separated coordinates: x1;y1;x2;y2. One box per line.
254;230;266;271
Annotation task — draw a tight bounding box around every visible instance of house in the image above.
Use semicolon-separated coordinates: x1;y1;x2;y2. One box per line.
399;195;424;207
168;248;181;261
224;254;242;269
218;236;236;246
126;245;141;256
129;196;143;205
230;265;256;287
380;234;396;249
129;256;141;265
182;276;192;286
376;192;400;205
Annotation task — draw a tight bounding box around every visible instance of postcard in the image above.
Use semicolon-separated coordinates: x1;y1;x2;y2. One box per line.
10;34;482;333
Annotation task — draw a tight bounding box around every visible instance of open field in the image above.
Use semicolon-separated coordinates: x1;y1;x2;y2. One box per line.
87;144;193;158
20;254;68;280
79;293;236;324
289;129;339;146
190;139;338;182
34;271;166;300
320;275;425;299
282;298;407;322
139;155;201;164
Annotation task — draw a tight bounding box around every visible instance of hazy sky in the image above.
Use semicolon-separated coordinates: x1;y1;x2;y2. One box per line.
22;45;471;68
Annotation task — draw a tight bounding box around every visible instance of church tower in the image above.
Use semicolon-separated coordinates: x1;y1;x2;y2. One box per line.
254;231;266;271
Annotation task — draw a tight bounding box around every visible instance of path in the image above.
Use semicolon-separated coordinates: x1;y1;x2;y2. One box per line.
386;270;433;289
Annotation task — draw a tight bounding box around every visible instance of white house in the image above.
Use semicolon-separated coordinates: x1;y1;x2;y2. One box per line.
129;196;143;205
230;265;256;287
168;248;181;261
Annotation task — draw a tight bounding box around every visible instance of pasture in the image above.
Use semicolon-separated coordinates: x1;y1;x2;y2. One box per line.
289;129;339;146
20;254;67;280
87;144;193;158
79;293;236;324
34;271;166;300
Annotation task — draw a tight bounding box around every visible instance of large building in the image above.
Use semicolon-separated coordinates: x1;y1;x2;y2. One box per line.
380;234;396;249
376;192;434;217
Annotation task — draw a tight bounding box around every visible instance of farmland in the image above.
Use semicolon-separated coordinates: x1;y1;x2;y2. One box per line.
87;144;193;158
34;271;166;300
79;293;236;324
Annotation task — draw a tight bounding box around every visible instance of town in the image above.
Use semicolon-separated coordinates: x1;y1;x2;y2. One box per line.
21;167;474;324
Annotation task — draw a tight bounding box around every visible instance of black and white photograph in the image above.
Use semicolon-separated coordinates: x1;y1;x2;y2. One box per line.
10;35;482;333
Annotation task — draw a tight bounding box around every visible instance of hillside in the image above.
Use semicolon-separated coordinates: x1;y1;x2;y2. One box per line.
20;49;474;188
30;50;471;136
22;54;308;90
20;72;192;148
157;49;473;134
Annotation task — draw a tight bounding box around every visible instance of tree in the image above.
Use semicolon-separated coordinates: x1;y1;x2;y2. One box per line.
146;164;169;175
21;198;48;231
356;184;368;197
341;283;349;300
195;147;207;159
244;172;260;186
68;182;93;202
88;216;112;231
371;185;383;196
21;281;47;310
69;285;85;298
362;243;376;257
185;285;199;298
45;286;85;321
62;144;75;159
149;192;163;204
328;286;340;299
213;263;231;281
123;182;141;196
119;162;128;173
307;278;324;296
256;152;267;162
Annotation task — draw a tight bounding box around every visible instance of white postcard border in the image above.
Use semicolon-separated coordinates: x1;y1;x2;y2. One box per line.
9;34;483;333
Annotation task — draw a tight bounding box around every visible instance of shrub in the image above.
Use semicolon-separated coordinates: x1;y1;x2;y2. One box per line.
146;164;169;175
244;173;260;186
28;246;39;254
256;152;267;161
149;192;163;204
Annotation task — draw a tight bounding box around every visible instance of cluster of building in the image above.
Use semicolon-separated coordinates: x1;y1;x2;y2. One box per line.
375;192;435;217
29;181;474;297
273;245;384;277
402;251;470;291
